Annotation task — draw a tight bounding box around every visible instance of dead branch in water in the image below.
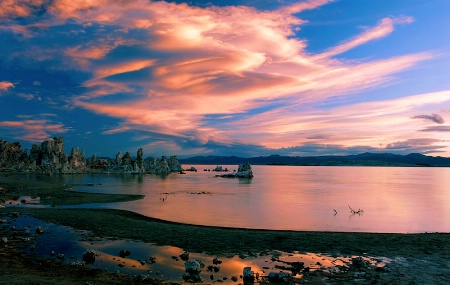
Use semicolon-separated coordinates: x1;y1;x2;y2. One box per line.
348;205;364;215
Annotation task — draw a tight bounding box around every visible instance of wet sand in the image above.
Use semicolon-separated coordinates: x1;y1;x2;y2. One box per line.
1;173;450;284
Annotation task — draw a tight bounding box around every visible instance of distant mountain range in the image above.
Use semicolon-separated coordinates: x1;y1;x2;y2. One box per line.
179;152;450;167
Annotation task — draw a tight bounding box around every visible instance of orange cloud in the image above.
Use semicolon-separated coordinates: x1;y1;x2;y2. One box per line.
0;119;69;142
95;59;155;79
0;0;45;18
0;81;14;93
49;0;109;19
4;0;442;154
51;1;438;153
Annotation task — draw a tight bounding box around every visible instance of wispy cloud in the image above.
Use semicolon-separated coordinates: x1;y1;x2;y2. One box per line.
280;0;334;14
315;16;414;59
217;90;450;154
413;114;445;124
385;138;446;154
419;126;450;132
0;116;69;142
1;0;446;156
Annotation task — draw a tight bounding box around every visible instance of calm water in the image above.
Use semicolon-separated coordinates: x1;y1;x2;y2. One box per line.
45;165;450;233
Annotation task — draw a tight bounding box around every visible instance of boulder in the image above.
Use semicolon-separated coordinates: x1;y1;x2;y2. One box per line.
268;271;292;282
180;251;190;261
213;165;223;172
243;267;255;283
119;249;131;258
35;226;44;234
184;259;203;282
185;260;202;273
83;250;96;264
351;256;366;267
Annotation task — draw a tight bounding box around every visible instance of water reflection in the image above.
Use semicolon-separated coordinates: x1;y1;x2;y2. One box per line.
29;166;450;233
4;214;391;284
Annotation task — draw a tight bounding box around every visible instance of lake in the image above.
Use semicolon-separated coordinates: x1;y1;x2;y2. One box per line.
46;165;450;233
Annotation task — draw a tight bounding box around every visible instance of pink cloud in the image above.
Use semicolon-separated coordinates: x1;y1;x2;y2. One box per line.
0;0;45;18
94;59;155;79
316;16;414;59
3;0;442;153
0;118;69;142
215;90;450;152
51;1;434;151
280;0;335;14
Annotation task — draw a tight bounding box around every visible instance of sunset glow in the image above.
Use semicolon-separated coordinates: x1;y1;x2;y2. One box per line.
1;0;449;157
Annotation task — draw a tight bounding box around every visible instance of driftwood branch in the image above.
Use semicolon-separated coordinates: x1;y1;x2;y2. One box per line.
348;205;364;215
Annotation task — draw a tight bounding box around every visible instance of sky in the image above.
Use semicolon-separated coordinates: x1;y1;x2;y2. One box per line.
1;0;449;158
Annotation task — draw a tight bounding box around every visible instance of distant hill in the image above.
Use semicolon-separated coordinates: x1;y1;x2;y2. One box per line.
179;153;450;167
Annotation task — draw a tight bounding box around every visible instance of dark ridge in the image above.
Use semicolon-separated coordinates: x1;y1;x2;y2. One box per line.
179;152;450;167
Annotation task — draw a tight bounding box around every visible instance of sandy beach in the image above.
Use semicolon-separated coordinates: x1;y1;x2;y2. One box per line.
1;173;450;284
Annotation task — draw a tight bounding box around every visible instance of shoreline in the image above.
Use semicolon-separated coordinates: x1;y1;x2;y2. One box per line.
2;172;450;257
2;208;450;285
2;173;450;284
3;207;450;258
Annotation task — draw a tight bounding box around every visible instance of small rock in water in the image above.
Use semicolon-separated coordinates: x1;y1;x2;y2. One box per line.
35;226;44;234
268;271;292;283
351;256;365;267
119;249;131;258
179;251;189;261
83;250;96;264
185;260;202;273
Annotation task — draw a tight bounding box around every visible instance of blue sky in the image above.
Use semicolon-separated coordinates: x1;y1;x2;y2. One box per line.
0;0;449;158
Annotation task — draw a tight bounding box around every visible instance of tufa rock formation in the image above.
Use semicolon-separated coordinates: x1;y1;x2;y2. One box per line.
218;162;254;178
0;137;181;175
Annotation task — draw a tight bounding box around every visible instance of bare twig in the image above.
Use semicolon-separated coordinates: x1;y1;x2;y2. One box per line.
348;205;364;215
